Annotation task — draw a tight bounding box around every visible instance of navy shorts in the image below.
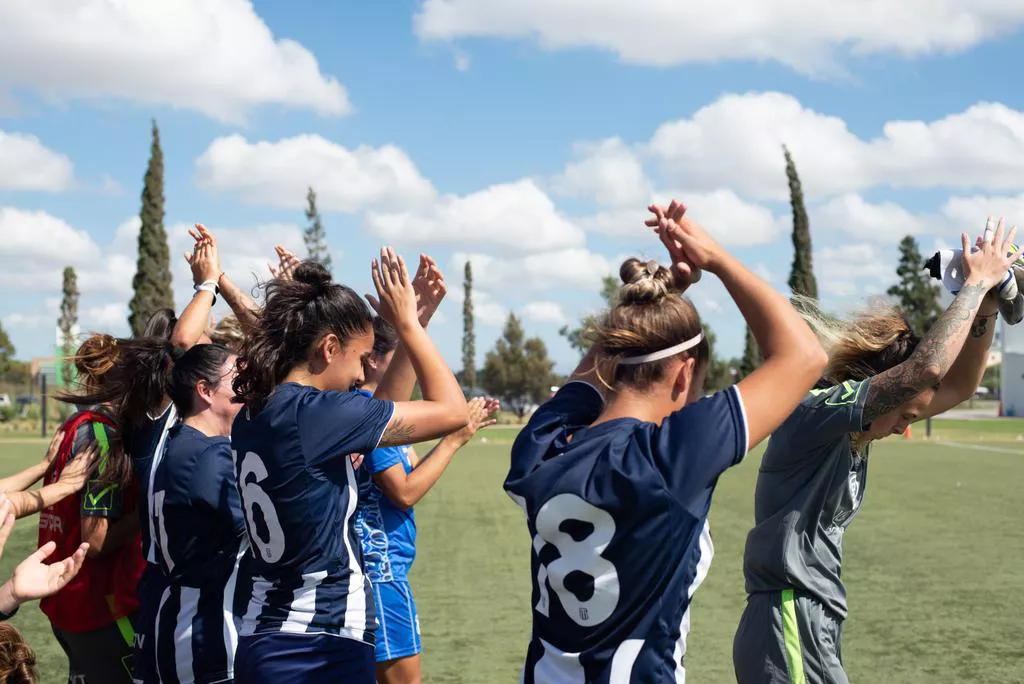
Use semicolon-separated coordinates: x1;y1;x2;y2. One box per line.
372;581;422;662
235;632;375;683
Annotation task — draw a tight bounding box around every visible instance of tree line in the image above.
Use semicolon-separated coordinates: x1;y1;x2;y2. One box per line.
0;127;952;409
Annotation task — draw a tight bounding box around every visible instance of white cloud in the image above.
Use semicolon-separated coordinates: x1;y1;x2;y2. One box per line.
0;0;348;123
0;131;73;192
448;286;507;327
196;134;437;212
815;194;929;242
520;301;567;325
0;210;306;337
454;248;615;292
370;180;585;253
814;243;895;297
649;93;1024;200
553;138;650;207
582;189;784;246
414;0;1024;75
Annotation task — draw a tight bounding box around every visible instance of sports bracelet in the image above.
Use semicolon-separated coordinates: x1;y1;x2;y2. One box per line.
195;280;220;305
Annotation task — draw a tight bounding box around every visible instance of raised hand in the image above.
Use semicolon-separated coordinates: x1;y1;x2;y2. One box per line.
449;397;501;447
370;247;419;329
645;201;727;275
56;444;99;491
646;200;702;290
184;224;222;285
0;496;14;559
9;540;89;603
42;429;64;466
962;217;1018;288
269;245;300;282
412;254;447;327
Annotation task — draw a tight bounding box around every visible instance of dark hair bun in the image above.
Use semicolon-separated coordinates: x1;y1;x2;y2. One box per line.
618;258;676;305
292;261;332;289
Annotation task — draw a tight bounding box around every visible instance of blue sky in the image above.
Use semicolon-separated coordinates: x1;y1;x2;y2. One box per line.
3;0;1024;372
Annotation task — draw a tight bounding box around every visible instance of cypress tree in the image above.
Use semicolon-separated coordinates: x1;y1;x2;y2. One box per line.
887;235;943;335
128;119;173;336
738;325;760;379
58;266;79;387
785;145;818;300
461;261;477;388
304;187;331;272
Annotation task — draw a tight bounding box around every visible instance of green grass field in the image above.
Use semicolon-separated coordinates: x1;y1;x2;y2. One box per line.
1;423;1022;683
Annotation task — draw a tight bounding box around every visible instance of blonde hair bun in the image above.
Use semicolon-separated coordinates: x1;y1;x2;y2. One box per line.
619;258;677;305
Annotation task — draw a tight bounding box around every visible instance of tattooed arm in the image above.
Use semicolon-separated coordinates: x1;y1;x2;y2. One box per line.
864;222;1017;424
916;292;999;420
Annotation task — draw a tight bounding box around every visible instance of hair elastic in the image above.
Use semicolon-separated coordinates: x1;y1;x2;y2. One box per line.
618;333;704;365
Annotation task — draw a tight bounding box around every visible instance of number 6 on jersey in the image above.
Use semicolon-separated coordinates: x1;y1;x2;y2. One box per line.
237;451;286;564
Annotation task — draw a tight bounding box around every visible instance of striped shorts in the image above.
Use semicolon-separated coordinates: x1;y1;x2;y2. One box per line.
371;581;422;663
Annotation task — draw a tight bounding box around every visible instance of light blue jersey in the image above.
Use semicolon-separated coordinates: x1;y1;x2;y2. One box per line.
354;390;417;584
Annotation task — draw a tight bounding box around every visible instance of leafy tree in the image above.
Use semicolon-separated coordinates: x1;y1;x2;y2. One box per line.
738;325;760;379
128;119;173;336
58;266;79;387
304;187;331;272
702;323;736;392
0;321;14;376
461;261;477;388
785;145;818;300
560;275;619;355
887;235;942;336
481;314;557;416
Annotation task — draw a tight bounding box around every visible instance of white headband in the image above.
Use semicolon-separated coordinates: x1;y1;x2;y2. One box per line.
617;333;704;365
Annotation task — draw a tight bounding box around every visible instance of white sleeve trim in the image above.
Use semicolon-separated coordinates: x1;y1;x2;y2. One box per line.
729;385;750;463
370;401;397;451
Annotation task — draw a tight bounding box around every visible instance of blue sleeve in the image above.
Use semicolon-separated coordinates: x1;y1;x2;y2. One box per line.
507;382;604;481
299;390;396;468
653;385;748;509
190;443;246;536
364;446;405;475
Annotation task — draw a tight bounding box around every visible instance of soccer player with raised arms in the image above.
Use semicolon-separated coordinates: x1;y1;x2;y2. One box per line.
504;200;828;682
732;220;1017;684
230;250;468;682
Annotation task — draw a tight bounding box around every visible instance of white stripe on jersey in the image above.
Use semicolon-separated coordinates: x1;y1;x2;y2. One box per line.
175;586;200;683
146;403;177;565
221;543;246;677
672;520;714;683
340;455;369;640
240;578;271;637
533;638;584;681
609;640;644;682
731;385;751;459
279;570;328;634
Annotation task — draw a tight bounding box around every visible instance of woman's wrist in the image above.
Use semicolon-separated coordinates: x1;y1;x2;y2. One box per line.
0;578;21;615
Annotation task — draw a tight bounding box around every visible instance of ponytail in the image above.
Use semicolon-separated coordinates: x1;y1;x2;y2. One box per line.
234;261;372;410
61;337;176;429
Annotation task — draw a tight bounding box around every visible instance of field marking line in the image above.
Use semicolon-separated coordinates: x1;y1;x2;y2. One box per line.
930;441;1024;456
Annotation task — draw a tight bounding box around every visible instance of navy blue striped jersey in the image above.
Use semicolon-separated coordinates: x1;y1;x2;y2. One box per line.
231;383;395;642
124;402;178;564
150;424;252;684
504;382;749;683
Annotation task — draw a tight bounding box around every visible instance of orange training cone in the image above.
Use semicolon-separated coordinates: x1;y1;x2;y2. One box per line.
903;425;912;439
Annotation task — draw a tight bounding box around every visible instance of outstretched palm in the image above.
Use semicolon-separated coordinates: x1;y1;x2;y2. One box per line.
11;541;88;602
412;254;447;327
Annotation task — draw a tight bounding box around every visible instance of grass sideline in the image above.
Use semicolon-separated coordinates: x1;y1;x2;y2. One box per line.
0;428;1021;683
